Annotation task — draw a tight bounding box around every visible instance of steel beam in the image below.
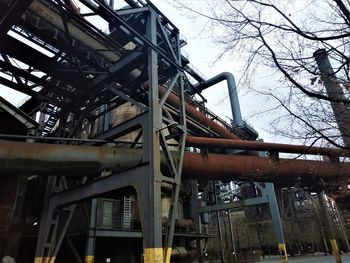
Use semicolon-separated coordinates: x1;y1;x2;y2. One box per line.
0;0;33;38
213;182;225;262
79;0;182;70
0;35;84;87
139;7;163;262
0;96;38;132
50;166;147;208
85;112;148;145
189;180;203;262
198;196;269;213
318;192;343;263
92;51;142;86
115;6;149;16
266;183;288;263
85;199;97;263
0;59;56;93
0;76;56;105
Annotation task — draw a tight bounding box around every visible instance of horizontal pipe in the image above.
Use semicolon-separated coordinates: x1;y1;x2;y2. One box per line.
186;136;349;157
0;140;144;176
183;152;347;183
0;140;348;184
159;86;239;140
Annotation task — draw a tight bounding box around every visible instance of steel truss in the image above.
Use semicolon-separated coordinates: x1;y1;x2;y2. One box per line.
0;0;187;262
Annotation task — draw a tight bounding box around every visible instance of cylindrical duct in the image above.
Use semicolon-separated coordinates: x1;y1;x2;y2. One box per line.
314;49;350;147
0;141;348;185
186;136;348;157
159;86;239;140
194;72;244;127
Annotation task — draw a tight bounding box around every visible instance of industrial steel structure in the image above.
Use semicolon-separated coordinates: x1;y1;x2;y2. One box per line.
0;0;349;262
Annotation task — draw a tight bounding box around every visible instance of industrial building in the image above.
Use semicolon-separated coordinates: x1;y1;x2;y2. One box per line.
0;0;349;262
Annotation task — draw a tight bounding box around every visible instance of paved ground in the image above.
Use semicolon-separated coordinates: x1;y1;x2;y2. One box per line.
260;253;350;262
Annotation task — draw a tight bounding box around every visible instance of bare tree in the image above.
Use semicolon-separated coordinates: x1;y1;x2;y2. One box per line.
175;0;350;148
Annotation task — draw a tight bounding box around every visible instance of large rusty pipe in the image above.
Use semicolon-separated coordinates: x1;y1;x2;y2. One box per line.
0;140;143;176
0;140;348;183
186;136;349;157
159;86;239;140
183;152;347;183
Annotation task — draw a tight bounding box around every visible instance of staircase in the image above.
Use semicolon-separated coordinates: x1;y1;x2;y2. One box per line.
40;103;60;136
122;195;132;230
323;195;350;250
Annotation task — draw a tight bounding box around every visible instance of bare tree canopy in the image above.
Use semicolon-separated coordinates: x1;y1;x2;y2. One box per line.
175;0;350;149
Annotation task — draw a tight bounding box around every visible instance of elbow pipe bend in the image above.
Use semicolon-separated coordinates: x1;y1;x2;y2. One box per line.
194;72;244;127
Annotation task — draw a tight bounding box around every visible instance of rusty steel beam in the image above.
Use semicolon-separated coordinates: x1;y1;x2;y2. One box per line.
0;140;349;184
159;86;239;140
186;136;350;157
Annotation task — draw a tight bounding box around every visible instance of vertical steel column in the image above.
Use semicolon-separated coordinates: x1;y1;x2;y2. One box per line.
227;210;237;262
334;203;350;251
141;7;163;263
312;198;330;254
318;192;342;263
161;19;187;263
266;183;288;263
85;199;97;263
189;180;203;262
102;104;109;132
213;182;225;262
34;176;57;263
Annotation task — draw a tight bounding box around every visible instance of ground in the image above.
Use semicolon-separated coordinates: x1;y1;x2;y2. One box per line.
260;253;350;262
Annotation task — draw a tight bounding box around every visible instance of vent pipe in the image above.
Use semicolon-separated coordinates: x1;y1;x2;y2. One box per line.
193;72;244;127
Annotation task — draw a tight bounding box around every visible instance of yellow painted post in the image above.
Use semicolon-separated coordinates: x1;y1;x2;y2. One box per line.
143;248;163;263
278;243;288;263
330;239;342;263
33;257;56;263
164;247;172;263
85;255;94;263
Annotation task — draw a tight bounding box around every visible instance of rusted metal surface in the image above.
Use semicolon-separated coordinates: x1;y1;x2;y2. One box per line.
182;152;349;183
0;140;143;176
159;86;239;140
0;141;349;185
186;136;350;157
